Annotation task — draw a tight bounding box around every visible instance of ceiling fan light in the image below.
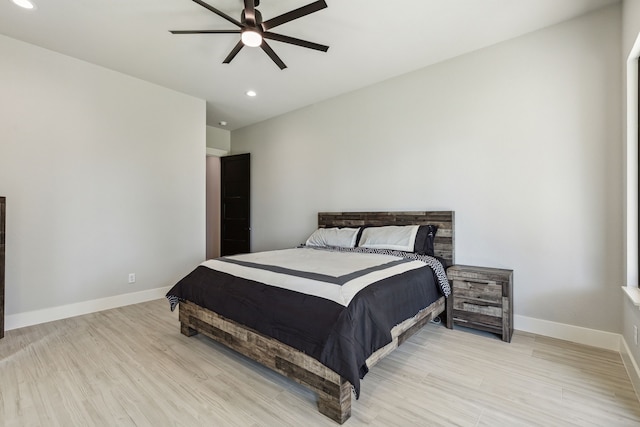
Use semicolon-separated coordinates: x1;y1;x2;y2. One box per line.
241;30;262;47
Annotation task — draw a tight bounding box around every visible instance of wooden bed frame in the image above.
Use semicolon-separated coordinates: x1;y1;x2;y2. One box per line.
178;211;455;424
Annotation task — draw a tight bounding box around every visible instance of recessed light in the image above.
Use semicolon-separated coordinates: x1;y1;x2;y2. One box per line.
246;90;257;97
11;0;35;9
219;121;227;126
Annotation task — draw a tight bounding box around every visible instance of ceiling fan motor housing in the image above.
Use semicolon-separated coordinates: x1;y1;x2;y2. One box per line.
241;8;263;27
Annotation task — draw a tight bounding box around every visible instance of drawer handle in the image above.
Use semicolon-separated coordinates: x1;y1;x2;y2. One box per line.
462;279;492;285
458;297;499;305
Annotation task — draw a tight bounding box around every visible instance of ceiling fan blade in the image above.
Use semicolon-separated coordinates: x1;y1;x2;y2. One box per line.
261;0;327;31
261;41;287;70
243;0;256;26
223;41;245;64
170;30;241;34
191;0;242;28
263;32;328;52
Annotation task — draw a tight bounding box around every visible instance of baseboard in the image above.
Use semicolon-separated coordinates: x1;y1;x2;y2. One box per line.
621;337;640;401
514;314;621;351
4;286;172;331
2;294;629;352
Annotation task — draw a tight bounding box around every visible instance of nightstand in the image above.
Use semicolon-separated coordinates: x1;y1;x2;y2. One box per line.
447;265;513;342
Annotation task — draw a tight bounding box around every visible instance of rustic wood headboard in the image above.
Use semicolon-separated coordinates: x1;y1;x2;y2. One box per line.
317;211;455;266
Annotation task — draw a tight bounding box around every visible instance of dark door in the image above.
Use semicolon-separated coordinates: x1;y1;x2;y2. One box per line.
220;153;250;256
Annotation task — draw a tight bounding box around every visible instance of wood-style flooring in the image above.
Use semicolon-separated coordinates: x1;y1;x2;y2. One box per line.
1;299;639;426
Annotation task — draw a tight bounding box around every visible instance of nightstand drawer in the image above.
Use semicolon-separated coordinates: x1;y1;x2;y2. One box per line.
453;297;502;317
452;310;503;328
452;279;501;303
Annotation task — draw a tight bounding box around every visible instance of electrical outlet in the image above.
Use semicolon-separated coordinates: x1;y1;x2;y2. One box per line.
128;273;136;284
634;325;638;346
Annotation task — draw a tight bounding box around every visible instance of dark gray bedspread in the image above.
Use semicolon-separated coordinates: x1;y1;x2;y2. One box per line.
166;247;446;398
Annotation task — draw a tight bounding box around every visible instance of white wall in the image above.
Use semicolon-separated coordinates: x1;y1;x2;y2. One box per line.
0;34;206;318
623;0;640;289
207;126;231;152
622;0;640;384
232;6;623;333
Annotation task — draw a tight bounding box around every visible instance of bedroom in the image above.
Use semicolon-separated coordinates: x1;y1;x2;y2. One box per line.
0;0;639;425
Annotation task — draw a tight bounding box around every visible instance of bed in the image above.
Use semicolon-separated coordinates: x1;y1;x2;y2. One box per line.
167;211;455;424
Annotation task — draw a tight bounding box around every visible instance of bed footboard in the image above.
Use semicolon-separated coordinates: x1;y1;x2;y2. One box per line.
179;300;352;424
178;296;447;424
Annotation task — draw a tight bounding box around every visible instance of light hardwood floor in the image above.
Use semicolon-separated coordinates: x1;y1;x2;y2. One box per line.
1;299;639;426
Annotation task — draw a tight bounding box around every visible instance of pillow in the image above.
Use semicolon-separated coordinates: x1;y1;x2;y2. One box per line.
414;224;438;256
358;225;420;252
305;227;360;248
413;225;429;254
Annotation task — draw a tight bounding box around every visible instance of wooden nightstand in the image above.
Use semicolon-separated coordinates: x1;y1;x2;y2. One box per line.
447;265;513;342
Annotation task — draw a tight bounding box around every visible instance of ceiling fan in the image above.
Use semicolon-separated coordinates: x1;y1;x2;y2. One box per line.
171;0;329;70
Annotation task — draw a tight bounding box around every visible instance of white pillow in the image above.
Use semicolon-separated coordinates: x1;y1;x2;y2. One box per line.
305;227;360;248
358;225;420;252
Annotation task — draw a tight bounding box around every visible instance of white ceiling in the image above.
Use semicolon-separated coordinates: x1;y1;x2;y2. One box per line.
0;0;618;130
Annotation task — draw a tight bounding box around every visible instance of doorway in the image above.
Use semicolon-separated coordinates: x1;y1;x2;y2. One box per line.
206;156;221;259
